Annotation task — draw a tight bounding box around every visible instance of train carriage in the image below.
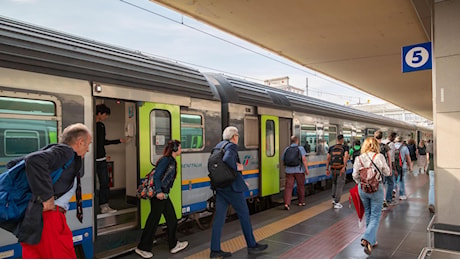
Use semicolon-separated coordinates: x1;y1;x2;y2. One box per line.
0;16;432;258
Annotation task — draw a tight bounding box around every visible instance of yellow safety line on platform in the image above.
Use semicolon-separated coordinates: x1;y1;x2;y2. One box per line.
185;192;350;259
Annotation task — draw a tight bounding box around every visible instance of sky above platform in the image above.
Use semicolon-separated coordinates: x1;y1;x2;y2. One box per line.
2;0;384;105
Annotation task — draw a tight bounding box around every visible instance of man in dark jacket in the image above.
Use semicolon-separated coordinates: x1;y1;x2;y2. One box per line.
209;126;267;258
19;123;92;258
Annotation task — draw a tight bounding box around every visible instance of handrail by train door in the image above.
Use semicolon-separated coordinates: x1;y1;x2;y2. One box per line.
260;115;280;196
138;102;181;228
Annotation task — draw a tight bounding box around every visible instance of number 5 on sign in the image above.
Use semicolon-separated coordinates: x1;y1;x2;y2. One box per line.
402;42;432;73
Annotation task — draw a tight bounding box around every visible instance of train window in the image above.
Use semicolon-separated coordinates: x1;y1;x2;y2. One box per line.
180;114;203;150
150;110;171;159
327;125;337;147
265;120;275;157
300;125;316;153
0;97;55;116
244;117;259;148
343;128;352;146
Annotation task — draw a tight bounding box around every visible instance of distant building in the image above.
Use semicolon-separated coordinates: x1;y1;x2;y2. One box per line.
264;76;305;95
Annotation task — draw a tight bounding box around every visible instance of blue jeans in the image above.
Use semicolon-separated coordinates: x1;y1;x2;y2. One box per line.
399;167;408;196
210;187;256;251
359;183;384;245
384;169;395;202
429;170;435;205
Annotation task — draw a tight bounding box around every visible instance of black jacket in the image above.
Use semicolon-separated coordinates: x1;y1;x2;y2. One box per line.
4;144;82;244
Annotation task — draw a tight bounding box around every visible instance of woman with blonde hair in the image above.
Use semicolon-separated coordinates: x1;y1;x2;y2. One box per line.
352;137;391;255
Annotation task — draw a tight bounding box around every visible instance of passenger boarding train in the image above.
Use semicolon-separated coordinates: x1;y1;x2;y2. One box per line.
0;16;432;258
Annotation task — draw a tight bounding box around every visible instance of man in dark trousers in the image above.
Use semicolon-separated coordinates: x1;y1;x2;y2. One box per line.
95;104;127;214
210;126;268;258
326;134;349;209
19;123;92;258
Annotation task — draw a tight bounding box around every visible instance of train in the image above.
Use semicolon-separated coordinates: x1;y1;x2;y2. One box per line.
0;16;432;258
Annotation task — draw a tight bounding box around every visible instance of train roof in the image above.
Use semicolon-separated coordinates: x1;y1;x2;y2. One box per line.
0;16;216;100
206;73;424;130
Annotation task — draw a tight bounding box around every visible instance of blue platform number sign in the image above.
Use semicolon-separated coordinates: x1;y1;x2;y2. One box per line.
402;42;432;73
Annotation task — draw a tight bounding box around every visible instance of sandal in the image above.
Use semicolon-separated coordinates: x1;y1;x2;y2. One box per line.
362;240;372;255
298;202;306;206
284;204;290;210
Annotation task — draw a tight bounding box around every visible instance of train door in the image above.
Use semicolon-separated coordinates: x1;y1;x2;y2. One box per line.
138;102;182;227
95;99;138;237
260;115;280;196
278;118;291;191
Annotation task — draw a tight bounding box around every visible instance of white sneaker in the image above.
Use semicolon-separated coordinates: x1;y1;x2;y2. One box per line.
170;240;188;254
135;248;153;258
101;205;117;214
333;203;343;209
399;195;407;200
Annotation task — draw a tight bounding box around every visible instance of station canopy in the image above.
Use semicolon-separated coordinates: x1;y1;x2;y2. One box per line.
151;0;433;120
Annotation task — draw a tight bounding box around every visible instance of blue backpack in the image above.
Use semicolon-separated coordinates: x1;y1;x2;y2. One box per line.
0;157;74;222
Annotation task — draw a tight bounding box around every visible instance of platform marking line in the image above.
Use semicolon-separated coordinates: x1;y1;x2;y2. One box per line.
185;195;351;259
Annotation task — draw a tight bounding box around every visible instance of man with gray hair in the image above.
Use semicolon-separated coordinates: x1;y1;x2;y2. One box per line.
210;126;267;258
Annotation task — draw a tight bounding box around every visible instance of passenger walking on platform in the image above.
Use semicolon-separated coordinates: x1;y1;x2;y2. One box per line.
352;137;390;255
95;104;127;214
374;130;393;208
394;136;412;200
210;126;268;259
326;134;349;209
20;123;92;258
349;139;361;166
416;140;428;175
407;139;417;175
382;132;397;204
135;140;188;258
282;136;310;210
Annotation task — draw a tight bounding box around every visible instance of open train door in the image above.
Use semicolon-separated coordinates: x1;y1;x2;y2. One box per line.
260;115;280;196
138;102;181;228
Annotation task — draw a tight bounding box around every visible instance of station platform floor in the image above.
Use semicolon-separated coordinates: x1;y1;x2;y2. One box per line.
116;172;433;259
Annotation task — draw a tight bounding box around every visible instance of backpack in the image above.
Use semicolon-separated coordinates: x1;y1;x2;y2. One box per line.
208;141;237;189
394;146;403;171
137;157;177;199
351;146;361;164
358;154;380;193
0;156;74;222
379;143;389;164
330;144;345;169
283;146;302;167
137;167;157;199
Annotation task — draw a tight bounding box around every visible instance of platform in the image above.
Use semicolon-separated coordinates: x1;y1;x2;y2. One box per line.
115;172;433;259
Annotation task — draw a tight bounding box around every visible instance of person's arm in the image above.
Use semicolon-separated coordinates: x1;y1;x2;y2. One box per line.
386;150;392;173
341;151;349;175
326;153;331;176
378;154;391;176
302;155;309;175
352;155;360;183
222;143;239;172
154;157;168;199
405;153;412;172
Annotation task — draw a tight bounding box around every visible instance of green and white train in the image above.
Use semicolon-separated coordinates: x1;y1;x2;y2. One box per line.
0;16;432;258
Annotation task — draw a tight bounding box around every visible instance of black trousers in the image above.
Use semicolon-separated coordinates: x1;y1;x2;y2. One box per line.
138;197;178;251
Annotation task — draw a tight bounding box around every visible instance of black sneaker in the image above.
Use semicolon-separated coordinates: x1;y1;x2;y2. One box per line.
210;250;232;259
248;243;268;254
